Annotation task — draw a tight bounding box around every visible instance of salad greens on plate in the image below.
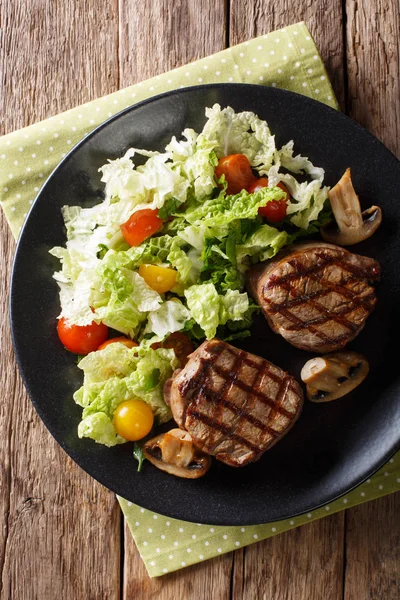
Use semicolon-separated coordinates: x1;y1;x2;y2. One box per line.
51;104;331;449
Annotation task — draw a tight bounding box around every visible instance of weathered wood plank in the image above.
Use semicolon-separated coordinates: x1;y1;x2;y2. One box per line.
229;0;345;108
228;2;346;598
119;1;231;597
118;0;228;86
1;0;399;597
232;515;345;600
123;521;233;599
344;493;400;600
0;212;18;596
346;0;400;155
344;2;400;597
0;0;120;135
0;1;121;598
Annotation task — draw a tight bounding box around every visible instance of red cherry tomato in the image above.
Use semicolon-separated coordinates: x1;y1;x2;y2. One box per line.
215;154;256;195
152;332;194;366
247;177;289;223
120;208;163;247
57;317;108;354
97;336;138;350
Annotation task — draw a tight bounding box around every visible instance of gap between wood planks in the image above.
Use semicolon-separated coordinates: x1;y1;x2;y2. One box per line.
120;1;347;598
1;0;399;598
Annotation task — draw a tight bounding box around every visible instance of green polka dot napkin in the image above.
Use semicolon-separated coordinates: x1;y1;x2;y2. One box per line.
1;22;337;237
1;22;399;578
119;456;400;576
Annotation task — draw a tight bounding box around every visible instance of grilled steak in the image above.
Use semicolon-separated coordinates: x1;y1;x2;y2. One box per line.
165;339;303;467
246;242;380;353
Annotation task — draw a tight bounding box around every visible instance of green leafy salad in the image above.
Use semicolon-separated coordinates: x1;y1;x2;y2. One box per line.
51;104;331;449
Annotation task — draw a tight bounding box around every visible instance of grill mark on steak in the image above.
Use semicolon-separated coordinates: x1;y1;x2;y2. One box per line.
180;346;295;454
233;359;271;444
262;251;378;344
266;280;376;313
208;359;295;419
169;340;304;466
188;389;282;437
273;278;360;333
207;341;299;396
187;410;265;457
265;252;379;288
212;349;244;449
269;375;292;429
288;256;377;309
269;303;355;349
180;345;296;421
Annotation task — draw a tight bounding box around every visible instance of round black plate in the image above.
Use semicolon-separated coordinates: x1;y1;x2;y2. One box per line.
10;84;400;525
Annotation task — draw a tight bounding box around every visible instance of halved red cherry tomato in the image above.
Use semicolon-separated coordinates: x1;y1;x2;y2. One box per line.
152;332;194;366
247;177;289;223
57;317;108;354
215;154;256;195
120;208;163;247
97;336;138;351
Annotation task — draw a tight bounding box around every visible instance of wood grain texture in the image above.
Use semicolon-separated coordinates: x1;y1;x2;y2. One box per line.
119;2;231;598
0;1;121;598
346;0;400;155
118;0;227;87
123;521;233;600
228;2;347;598
233;515;345;600
1;0;400;597
229;0;345;108
344;493;400;599
0;0;120;135
344;2;400;596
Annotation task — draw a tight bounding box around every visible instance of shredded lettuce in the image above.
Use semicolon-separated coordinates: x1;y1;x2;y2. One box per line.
75;344;178;446
51;103;331;448
236;224;289;271
184;186;286;228
90;267;161;337
197;104;277;173
146;299;191;338
184;283;249;339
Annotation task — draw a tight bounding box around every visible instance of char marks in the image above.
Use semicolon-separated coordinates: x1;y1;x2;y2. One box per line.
251;244;380;353
170;339;303;467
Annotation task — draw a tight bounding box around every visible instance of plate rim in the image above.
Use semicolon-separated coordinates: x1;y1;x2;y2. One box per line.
9;83;400;525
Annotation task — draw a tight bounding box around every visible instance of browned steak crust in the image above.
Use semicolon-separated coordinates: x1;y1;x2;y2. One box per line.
246;242;380;353
168;339;303;467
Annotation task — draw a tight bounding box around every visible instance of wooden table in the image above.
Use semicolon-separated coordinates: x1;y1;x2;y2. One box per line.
1;1;399;598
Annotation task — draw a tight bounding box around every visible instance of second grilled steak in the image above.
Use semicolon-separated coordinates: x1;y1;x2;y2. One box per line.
246;242;380;353
165;339;303;467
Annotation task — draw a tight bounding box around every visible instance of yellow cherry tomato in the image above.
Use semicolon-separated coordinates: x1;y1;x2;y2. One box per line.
138;264;177;294
113;399;154;441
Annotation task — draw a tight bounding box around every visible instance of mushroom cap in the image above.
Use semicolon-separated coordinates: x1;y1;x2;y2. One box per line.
321;206;382;246
143;429;211;478
321;168;382;245
301;351;369;402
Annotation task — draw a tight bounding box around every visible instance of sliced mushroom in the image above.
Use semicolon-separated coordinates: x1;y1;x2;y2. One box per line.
321;168;382;245
143;429;211;478
301;351;369;402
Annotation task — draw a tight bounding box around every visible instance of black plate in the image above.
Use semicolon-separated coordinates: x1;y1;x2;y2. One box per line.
10;84;400;525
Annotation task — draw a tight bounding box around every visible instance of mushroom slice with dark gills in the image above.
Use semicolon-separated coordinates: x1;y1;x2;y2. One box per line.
143;429;211;479
164;339;303;467
246;242;380;354
301;351;369;402
321;168;382;246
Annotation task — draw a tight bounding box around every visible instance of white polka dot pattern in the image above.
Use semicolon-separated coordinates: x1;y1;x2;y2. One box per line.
1;20;399;580
0;22;337;237
118;451;400;577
